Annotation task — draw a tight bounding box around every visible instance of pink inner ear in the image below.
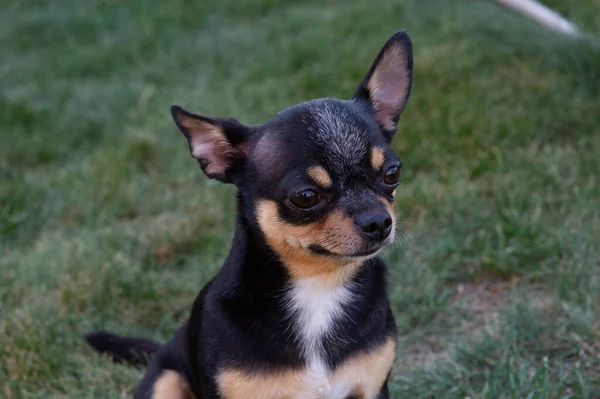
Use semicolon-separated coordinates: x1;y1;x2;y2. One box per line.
186;121;239;177
368;45;411;131
372;87;401;131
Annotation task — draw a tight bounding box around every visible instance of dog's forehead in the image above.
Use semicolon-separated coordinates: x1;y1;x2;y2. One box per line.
304;99;373;173
253;98;382;177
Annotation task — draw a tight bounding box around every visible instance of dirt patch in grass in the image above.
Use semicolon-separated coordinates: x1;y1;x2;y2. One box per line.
398;281;509;372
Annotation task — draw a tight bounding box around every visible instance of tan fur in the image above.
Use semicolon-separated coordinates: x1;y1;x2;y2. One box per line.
256;200;365;285
151;370;195;399
307;166;333;189
329;337;396;398
367;44;411;131
370;147;386;171
217;337;396;399
178;117;241;176
218;368;303;399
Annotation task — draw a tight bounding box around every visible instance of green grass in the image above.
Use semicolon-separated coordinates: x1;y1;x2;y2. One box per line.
1;0;599;397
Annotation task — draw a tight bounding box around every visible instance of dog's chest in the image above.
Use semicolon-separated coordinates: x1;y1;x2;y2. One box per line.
286;278;355;398
217;278;396;399
288;278;353;364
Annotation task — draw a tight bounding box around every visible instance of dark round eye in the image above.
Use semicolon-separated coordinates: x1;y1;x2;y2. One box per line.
383;165;401;185
290;189;320;209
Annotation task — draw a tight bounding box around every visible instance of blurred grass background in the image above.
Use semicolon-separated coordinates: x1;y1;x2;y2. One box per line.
1;0;599;397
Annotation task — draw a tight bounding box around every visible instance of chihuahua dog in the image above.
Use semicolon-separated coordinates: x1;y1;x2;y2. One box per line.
86;30;413;399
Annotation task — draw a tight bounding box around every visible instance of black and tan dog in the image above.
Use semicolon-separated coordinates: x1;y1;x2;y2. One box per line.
86;30;413;399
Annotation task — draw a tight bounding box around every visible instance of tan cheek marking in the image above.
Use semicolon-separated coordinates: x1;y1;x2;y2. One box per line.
330;337;396;398
321;208;360;254
151;370;196;399
256;200;362;285
256;199;324;253
218;369;303;399
307;166;332;189
371;147;386;171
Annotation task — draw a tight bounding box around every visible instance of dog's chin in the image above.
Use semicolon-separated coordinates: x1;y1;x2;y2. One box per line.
307;242;388;260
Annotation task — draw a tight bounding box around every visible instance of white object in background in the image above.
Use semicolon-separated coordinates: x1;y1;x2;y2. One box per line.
496;0;581;38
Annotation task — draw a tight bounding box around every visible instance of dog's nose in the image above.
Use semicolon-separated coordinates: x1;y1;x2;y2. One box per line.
356;212;393;242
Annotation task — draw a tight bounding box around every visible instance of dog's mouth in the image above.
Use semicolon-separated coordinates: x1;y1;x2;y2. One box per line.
307;243;384;259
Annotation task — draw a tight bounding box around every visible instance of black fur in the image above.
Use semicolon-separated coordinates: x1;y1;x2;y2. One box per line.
85;331;160;367
85;31;414;399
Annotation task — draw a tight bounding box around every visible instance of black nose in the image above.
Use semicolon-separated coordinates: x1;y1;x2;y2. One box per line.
356;212;393;242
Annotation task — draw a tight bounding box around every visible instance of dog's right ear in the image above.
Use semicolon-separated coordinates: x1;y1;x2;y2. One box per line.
171;105;251;183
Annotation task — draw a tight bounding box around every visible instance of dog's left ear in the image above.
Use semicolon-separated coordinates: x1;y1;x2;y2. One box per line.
353;31;413;141
171;105;250;183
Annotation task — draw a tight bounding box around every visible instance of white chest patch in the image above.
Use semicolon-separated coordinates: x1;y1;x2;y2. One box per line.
286;277;356;399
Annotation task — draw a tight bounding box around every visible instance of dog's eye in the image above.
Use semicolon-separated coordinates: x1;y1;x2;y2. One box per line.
383;165;401;185
290;189;320;209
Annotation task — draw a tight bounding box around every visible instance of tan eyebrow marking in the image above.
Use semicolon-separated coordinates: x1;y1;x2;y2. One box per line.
371;147;386;171
307;166;332;189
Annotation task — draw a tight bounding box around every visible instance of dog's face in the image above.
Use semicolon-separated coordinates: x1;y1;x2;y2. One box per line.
171;31;413;278
248;99;402;264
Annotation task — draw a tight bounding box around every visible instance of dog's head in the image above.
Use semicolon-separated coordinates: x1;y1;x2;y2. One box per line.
171;32;413;278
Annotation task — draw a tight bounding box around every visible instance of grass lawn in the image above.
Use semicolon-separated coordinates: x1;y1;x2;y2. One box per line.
1;0;599;397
